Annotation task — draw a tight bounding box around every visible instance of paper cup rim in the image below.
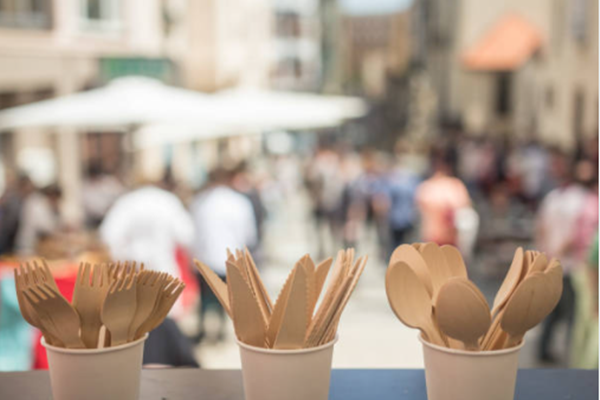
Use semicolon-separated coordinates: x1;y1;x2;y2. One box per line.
236;335;338;355
41;333;148;355
419;333;525;356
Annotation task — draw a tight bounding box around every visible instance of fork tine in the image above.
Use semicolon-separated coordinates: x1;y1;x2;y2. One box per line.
108;278;119;294
101;263;109;287
38;283;55;299
23;288;40;304
25;262;35;283
117;274;126;291
76;262;84;286
92;263;101;287
83;263;91;286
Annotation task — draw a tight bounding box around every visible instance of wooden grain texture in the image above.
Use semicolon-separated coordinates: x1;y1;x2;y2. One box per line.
227;263;266;348
273;261;310;349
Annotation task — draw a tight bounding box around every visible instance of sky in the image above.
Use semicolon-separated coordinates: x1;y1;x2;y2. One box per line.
339;0;414;16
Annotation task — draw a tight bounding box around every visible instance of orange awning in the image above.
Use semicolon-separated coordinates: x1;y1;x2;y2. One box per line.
462;14;543;71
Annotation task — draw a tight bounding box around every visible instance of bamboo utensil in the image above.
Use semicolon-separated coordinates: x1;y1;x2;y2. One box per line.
440;245;468;278
23;283;85;349
14;264;64;347
72;263;110;348
501;261;563;348
385;261;445;346
490;247;524;317
227;261;268;347
435;278;491;350
145;278;185;333
273;261;309;349
101;268;138;346
194;260;232;317
387;243;562;352
16;258;183;351
196;248;366;349
390;244;433;296
421;242;454;299
127;271;165;341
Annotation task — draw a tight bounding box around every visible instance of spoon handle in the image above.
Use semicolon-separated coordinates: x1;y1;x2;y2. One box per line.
505;334;523;349
423;320;447;346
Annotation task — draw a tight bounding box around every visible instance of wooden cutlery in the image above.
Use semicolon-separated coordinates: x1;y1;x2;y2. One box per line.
386;243;563;352
15;259;183;350
386;261;446;346
195;248;367;349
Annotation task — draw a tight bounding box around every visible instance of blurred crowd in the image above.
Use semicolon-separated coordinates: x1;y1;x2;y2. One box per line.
0;130;597;370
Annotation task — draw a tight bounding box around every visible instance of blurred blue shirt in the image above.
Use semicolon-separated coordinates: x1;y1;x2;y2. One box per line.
0;276;33;371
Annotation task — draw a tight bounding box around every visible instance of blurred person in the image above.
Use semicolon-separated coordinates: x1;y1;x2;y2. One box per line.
231;161;266;252
0;267;33;371
535;151;588;363
143;318;199;368
571;231;599;369
100;182;194;281
82;163;125;229
386;148;420;254
416;150;471;246
519;139;551;206
304;146;345;257
190;167;257;341
15;184;62;255
347;149;391;260
0;174;34;255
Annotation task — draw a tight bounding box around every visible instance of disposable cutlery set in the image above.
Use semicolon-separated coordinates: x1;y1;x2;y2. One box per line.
195;248;367;349
14;260;184;349
386;244;563;351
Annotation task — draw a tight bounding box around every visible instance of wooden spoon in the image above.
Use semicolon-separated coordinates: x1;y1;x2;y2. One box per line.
420;242;455;299
501;263;563;348
435;278;491;350
440;245;468;278
385;261;445;345
491;247;524;317
389;244;433;296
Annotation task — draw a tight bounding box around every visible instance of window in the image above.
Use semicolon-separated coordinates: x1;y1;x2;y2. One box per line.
0;0;52;29
79;0;121;32
495;73;511;116
570;0;588;44
545;86;555;109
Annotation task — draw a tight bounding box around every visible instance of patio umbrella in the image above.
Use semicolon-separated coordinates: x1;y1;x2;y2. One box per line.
0;77;217;131
0;77;367;133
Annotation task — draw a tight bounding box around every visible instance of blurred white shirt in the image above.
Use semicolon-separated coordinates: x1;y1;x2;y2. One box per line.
16;192;58;254
537;184;587;274
191;186;257;275
100;186;194;279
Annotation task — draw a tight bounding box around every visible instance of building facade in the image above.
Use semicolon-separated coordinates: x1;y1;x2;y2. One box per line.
420;0;598;150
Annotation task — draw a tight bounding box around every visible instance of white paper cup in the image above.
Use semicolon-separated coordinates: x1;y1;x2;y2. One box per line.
237;337;337;400
420;334;525;400
42;334;148;400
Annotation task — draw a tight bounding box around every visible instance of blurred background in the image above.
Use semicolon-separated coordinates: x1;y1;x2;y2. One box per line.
0;0;597;371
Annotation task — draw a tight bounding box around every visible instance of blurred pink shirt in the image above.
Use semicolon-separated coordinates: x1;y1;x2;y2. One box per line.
416;174;471;245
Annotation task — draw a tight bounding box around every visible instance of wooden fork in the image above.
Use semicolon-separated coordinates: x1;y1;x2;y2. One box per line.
101;267;138;346
128;271;165;341
144;279;185;334
23;282;85;349
72;263;111;348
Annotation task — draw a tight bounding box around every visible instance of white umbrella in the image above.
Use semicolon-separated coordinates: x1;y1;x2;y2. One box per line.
211;88;367;131
0;77;367;137
134;89;367;148
0;77;216;131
